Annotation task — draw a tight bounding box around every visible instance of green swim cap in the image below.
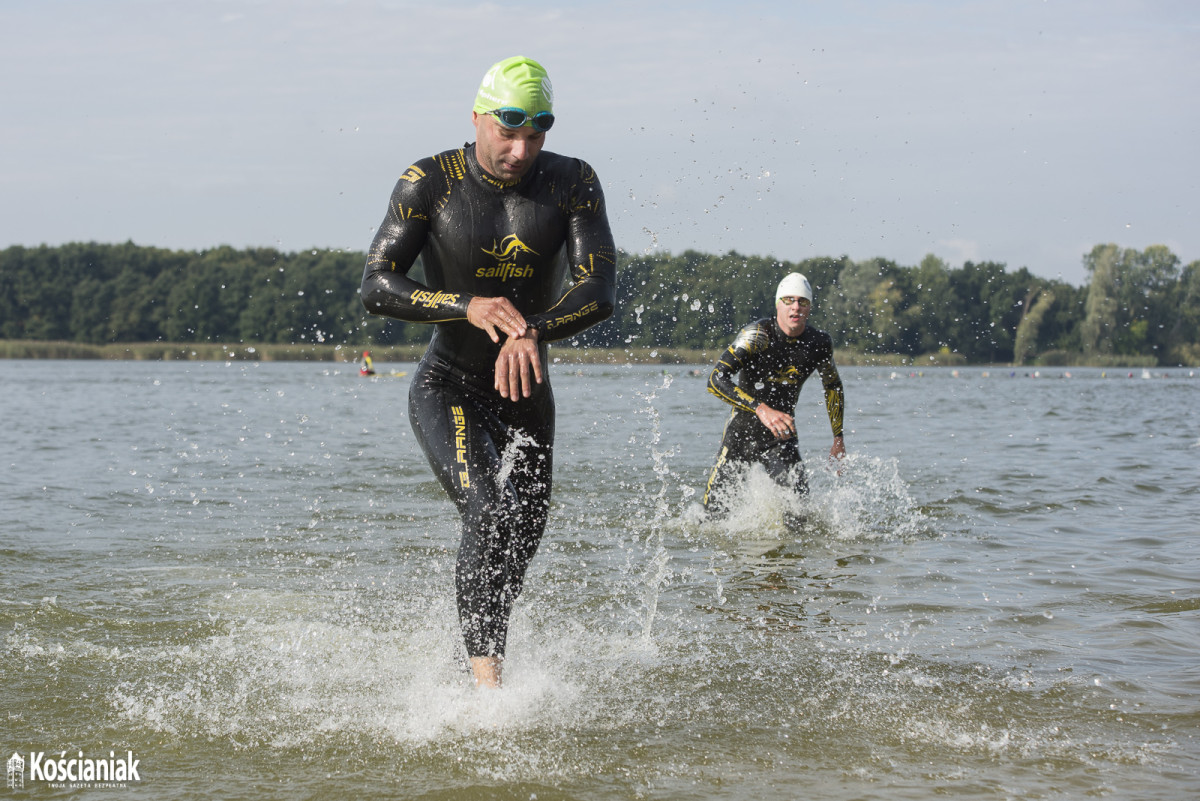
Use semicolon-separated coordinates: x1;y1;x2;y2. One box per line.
472;55;554;117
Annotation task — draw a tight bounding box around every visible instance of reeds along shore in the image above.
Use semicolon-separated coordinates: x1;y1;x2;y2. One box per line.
0;340;721;364
0;340;725;364
0;339;1164;368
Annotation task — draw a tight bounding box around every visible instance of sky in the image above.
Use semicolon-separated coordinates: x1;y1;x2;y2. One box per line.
1;0;1196;286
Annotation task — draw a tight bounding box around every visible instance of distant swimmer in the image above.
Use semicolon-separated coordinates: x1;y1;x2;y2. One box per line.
360;56;616;688
703;272;846;520
359;350;376;376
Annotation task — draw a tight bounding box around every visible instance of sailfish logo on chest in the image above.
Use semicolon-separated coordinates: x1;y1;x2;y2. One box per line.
477;234;538;281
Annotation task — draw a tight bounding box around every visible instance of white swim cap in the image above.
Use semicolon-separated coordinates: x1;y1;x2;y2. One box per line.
775;272;813;303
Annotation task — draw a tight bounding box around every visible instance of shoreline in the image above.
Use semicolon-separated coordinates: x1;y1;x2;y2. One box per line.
0;339;1166;369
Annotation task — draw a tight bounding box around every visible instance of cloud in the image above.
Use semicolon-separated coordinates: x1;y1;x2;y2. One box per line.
1;0;1196;284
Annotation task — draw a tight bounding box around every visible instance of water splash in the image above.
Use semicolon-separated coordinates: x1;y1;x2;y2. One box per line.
107;589;598;750
804;452;931;541
494;427;536;491
695;450;929;545
632;374;675;642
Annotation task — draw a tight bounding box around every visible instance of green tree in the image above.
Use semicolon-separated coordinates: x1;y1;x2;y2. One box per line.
1081;243;1182;360
899;255;958;355
940;261;1015;362
1165;259;1200;364
1013;288;1056;366
3;240;1194;365
824;258;904;352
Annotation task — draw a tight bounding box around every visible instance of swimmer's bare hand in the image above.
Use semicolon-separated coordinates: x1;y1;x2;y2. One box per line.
495;329;542;400
829;435;846;460
467;296;527;343
829;435;846;475
755;403;795;440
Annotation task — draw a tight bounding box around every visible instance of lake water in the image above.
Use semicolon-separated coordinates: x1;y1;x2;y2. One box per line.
2;358;1198;800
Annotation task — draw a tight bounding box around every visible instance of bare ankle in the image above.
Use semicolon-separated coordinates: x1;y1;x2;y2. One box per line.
470;656;503;688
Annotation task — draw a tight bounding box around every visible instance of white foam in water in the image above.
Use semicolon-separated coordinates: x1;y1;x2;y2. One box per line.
693;451;928;543
806;452;930;541
709;467;800;536
371;614;601;745
109;583;638;750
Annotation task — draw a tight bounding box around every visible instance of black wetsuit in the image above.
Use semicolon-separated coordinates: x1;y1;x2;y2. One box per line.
703;318;844;515
361;144;616;658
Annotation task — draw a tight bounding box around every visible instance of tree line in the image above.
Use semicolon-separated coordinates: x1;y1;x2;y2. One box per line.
1;241;1197;366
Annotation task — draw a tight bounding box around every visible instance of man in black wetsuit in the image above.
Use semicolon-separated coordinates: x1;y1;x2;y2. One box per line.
360;56;616;688
703;272;846;518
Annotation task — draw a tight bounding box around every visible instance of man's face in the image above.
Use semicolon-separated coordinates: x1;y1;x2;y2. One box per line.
776;296;811;337
472;111;546;182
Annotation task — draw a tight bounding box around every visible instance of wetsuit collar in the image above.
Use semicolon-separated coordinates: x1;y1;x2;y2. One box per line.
464;142;537;191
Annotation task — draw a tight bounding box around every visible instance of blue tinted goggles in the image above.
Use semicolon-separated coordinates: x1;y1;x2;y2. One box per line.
487;107;555;133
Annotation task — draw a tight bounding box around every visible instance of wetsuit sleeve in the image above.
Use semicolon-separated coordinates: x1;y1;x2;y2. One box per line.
707;322;768;413
524;161;617;343
817;349;845;438
359;161;472;323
